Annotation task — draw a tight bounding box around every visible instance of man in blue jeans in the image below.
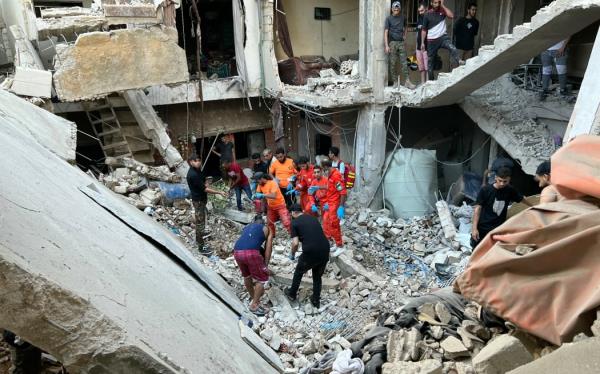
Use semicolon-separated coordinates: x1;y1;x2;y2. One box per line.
222;157;252;211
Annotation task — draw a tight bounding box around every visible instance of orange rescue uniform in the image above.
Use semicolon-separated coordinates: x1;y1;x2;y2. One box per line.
322;168;347;246
296;166;315;214
269;158;297;189
256;179;291;234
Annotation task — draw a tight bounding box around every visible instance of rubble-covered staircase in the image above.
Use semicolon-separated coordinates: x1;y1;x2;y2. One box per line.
395;0;600;108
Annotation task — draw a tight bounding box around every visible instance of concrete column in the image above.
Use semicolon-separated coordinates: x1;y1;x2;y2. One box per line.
358;0;387;102
564;26;600;142
354;105;387;207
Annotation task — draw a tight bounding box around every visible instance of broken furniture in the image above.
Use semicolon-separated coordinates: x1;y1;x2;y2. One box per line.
278;56;333;85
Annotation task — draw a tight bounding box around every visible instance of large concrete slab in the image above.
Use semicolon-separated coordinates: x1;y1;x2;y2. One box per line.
53;27;188;101
0;93;277;372
394;0;600;108
0;89;76;161
10;67;52;98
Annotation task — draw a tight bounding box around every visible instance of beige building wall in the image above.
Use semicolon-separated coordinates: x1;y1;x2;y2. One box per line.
274;0;359;60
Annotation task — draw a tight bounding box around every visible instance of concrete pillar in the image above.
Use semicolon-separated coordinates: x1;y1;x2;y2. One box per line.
359;0;387;102
564;26;600;142
354;105;387;207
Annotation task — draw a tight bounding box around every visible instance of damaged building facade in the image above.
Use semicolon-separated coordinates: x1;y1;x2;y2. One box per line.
2;0;600;372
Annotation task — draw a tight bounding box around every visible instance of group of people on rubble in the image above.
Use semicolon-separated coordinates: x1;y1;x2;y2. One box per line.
386;0;575;101
186;136;354;315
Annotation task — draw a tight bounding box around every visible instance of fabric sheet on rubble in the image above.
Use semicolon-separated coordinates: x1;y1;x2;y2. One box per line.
455;135;600;345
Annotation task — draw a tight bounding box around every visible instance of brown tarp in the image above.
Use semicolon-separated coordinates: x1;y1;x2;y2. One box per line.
455;135;600;345
275;0;294;58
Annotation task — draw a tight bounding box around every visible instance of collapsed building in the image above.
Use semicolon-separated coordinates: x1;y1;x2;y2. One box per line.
1;0;600;372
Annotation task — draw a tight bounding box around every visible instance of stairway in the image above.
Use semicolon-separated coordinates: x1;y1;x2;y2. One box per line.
394;0;600;108
83;97;154;164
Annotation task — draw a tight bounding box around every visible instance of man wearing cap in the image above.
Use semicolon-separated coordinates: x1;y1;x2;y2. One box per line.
284;204;330;309
233;215;273;316
186;154;228;255
253;172;292;235
385;2;416;89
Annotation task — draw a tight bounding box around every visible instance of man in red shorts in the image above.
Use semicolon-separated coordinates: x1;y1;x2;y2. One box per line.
233;215;273;316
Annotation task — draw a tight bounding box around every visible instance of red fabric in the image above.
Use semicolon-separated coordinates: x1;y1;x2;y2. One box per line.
324;169;347;205
234;249;269;282
323;203;342;246
310;177;328;206
226;162;249;187
296;166;315;215
267;204;291;235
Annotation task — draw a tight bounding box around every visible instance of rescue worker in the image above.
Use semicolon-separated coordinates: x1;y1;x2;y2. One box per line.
318;159;347;256
293;156;315;215
269;147;297;209
253;172;292;235
308;165;328;216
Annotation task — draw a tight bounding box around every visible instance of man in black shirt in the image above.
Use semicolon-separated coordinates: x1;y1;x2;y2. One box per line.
453;2;479;60
252;152;268;174
212;134;235;163
284;204;330;309
385;1;415;89
471;167;532;248
186;154;228;255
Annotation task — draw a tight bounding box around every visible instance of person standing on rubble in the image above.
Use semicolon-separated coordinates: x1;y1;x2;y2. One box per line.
540;38;573;102
262;148;275;171
535;160;563;204
294;156;315;215
328;146;346;177
308;165;329;217
416;2;429;85
385;1;416;89
421;0;464;81
453;2;479;60
269;147;297;209
212;134;236;163
233;215;273;316
284;204;330;309
317;159;347;256
253;172;292;235
471;167;532;248
222;157;252;211
187;154;229;255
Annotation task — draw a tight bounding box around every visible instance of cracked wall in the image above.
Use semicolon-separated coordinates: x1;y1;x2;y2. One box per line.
53;27;189;101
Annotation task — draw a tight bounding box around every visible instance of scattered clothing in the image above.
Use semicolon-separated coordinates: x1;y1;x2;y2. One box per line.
331;349;365;374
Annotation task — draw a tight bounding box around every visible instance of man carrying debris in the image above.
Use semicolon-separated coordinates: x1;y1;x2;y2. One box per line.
453;2;479;60
254;172;292;235
385;1;416;89
222;157;252;211
186;154;228;255
471;167;532;248
421;0;464;80
319;160;347;256
233;215;273;316
284;204;330;309
269;147;297;209
308;165;328;216
540;38;573;102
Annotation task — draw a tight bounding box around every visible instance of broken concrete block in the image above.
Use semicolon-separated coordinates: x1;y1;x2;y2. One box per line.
266;287;297;323
441;336;469;359
473;335;533;374
382;359;442;374
53;28;188;101
113;185;128;194
507;337;600;374
319;68;337;78
435;302;452;324
591;310;600;337
140;188;161;205
10;67;52;98
334;251;384;284
436;201;457;239
387;328;422;362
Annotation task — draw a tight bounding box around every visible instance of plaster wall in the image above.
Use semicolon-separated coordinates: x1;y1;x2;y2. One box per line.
274;0;359;60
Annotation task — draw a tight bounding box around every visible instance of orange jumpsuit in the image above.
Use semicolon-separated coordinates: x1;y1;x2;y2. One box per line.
309;176;328;215
322;168;347;247
295;166;315;215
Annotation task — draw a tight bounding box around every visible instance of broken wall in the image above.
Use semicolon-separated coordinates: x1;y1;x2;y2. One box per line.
53;27;189;101
0;91;278;373
274;0;359;60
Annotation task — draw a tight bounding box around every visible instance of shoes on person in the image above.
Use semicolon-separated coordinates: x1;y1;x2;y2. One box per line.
539;90;548;102
332;246;346;257
310;298;320;309
404;79;416;89
330;244;337;253
459;59;466;66
249;305;268;316
283;287;297;302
